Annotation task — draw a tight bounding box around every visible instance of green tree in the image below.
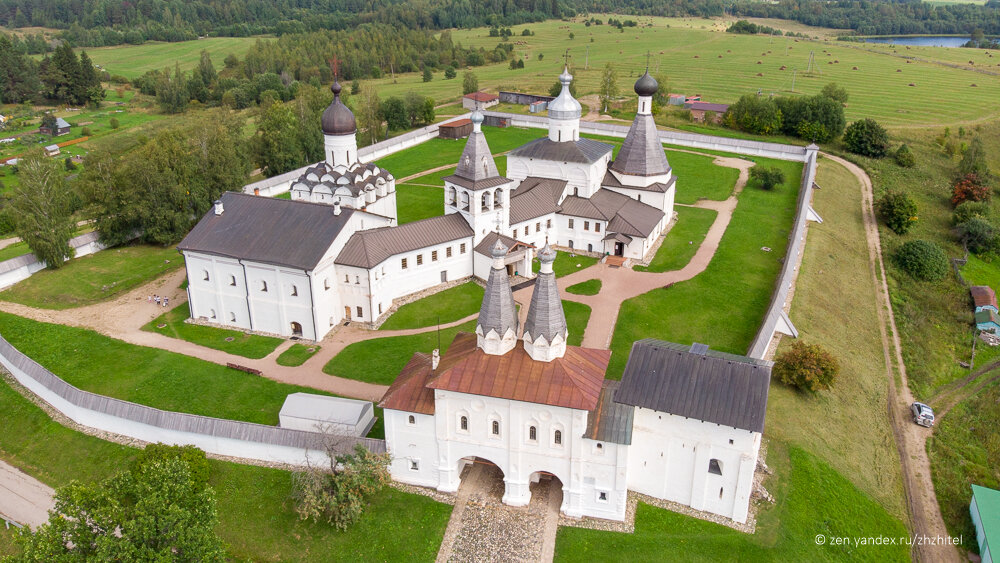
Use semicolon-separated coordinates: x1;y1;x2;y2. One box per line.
197;49;217;89
875;190;918;235
820;82;849;104
422;67;432;82
894;144;916;168
462;71;479;95
749;165;786;190
382;96;408;131
8;151;76;268
109;117;120;129
598;62;618;113
843;118;890;158
956;217;998;254
773;340;840;393
351;78;361;94
156;62;190;114
953;201;990;225
444;66;456;79
548;78;577;97
893;240;949;281
357;83;383;145
193;112;252;207
404;92;428;127
77;50;104;106
9;457;225;561
0;34;40;104
421;96;435;125
39;112;57;133
958;137;992;182
723;94;782;135
291;444;390;530
253;101;304;177
293;83;330;164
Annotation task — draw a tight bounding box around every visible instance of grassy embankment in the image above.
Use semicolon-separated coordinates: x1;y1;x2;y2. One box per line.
379;282;484;330
276;343;321;367
565;279;601;296
83;37;264;79
142;303;284;359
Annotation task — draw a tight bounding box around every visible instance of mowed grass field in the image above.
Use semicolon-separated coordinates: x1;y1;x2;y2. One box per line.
83;37;264;78
360;16;1000;127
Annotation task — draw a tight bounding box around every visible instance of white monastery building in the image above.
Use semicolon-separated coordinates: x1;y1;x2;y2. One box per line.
178;68;677;340
380;243;771;523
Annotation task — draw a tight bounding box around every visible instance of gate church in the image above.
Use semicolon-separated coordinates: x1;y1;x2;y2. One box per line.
179;67;676;341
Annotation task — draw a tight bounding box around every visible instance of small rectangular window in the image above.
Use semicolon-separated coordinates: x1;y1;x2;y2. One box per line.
432;250;438;262
595;223;601;233
417;254;423;266
598;491;608;502
492;420;500;435
536;222;541;233
356;306;363;318
584;221;590;231
568;219;574;229
410;460;419;471
401;258;408;269
546;219;552;229
446;247;453;258
460;243;467;254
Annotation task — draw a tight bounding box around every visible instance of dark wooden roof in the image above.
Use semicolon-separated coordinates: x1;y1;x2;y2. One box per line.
971;285;998;309
425;332;610;411
615;339;771;433
336;214;473;268
178;192;356;270
584;380;634;445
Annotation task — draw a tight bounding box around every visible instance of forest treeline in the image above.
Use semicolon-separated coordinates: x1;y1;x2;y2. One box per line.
5;0;1000;49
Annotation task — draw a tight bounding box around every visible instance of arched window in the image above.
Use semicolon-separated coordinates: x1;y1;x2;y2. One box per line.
260;280;268;292
209;309;216;319
291;285;298;296
229;274;236;286
464;155;470;167
708;459;722;475
202;270;210;281
324;278;330;290
492;420;500;435
554;430;562;445
529;426;537;441
573;187;579;196
460;416;468;431
408;415;415;425
229;312;236;322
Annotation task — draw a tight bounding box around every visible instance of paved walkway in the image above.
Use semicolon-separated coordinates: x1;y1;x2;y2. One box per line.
0;460;54;529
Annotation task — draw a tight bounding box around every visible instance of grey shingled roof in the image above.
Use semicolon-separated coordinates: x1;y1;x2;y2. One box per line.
477;242;519;338
585;381;634;445
178;192;356;271
509;137;612;164
509;177;566;224
336;213;473;268
602;169;676;193
474;231;530;257
453;128;501;183
522;248;567;344
609;113;671;177
558;189;664;238
614;339;771;433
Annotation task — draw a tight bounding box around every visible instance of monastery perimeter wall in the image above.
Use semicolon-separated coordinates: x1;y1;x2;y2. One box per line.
0;231;107;291
0;335;385;466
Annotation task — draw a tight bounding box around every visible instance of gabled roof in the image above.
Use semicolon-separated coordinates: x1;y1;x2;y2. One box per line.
615;339;771;433
602;169;676;193
689;102;730;113
509;137;612;164
609;113;670;177
558;189;664;238
426;332;610;411
55;117;70;128
336;213;473;269
474;231;533;257
178;192;356;271
440;118;472;129
509;177;566;224
379;353;437;415
464;92;499;102
971;285;997;309
972;484;1000;554
584;380;634;445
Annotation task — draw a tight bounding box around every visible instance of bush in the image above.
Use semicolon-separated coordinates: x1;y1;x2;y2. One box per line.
444;67;456;79
773;340;839;392
80;126;92;136
291;444;390;530
894;144;915;168
843;118;890;158
876;190;918;235
132;443;211;489
749;165;786;190
953;201;990;225
893;240;950;281
952;173;991;206
109;117;120;129
956;217;998;254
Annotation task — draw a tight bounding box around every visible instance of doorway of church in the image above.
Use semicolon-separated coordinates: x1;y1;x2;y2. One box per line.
344;306;351;320
528;471;564;512
457;457;505;502
614;242;624;256
290;322;303;337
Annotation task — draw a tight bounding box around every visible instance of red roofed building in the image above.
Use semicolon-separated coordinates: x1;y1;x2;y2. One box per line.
971;285;998;313
462;91;499;110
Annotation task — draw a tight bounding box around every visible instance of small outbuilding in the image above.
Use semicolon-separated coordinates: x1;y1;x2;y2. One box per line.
667;93;686;106
40;117;71;137
971;484;999;563
438;118;473;139
687;102;730;123
976;309;1000;333
278;392;376;437
44;144;60;157
483;114;510;128
529;100;549;113
462;91;499;110
972;285;998;313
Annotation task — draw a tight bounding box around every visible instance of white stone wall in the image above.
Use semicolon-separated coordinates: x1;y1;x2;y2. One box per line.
506;154;610;199
385;410;442;487
628;407;761;523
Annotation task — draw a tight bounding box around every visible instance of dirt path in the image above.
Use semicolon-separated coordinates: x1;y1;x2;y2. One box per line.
823;152;959;563
0;459;54;529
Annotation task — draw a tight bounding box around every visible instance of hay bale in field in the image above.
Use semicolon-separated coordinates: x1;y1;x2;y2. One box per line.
908;83;915;87
896;69;902;72
718;55;723;58
693;55;699;58
852;66;859;70
756;72;763;76
834;60;840;63
971;83;978;87
780;65;787;70
757;60;762;64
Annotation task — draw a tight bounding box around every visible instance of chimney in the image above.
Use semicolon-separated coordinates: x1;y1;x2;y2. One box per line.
334;200;342;216
253;187;260;196
213;200;224;215
432;348;440;370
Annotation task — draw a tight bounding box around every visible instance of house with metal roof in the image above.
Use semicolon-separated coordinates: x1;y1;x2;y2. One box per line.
972;285;998;313
972;484;1000;563
462;91;500;110
380;245;770;524
977;309;1000;333
39;116;71;136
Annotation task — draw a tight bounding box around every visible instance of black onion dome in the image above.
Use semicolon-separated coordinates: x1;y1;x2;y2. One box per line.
321;80;356;135
634;71;658;97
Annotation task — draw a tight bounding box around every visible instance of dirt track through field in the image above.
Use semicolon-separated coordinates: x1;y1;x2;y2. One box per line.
823;152;960;563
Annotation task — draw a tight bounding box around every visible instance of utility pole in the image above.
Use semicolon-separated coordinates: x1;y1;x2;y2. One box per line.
585;46;589;70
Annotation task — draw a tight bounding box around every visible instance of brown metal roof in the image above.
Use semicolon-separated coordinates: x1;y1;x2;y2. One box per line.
426;332;610;411
440;118;472;128
509;177;566;224
378;353;437;415
464;92;499;102
443;175;512;191
178;192;356;270
336;213;473;268
971;286;997;309
474;231;533;257
615;339;771;433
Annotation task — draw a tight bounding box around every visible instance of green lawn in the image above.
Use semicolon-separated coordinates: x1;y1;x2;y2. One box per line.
563;300;591;347
396;184;445;224
0;312;324;427
669;150;741;204
274;191;292;200
0;244;183;309
276;343;321;367
533;250;600;277
928;382;1000;549
606;158;803;378
565;279;601;296
142;304;283;359
555;444;909;562
0;240;31;262
634;206;718;273
0;381;449;561
83;37;266;79
961;254;1000;289
380;282;484;331
376;126;542;180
